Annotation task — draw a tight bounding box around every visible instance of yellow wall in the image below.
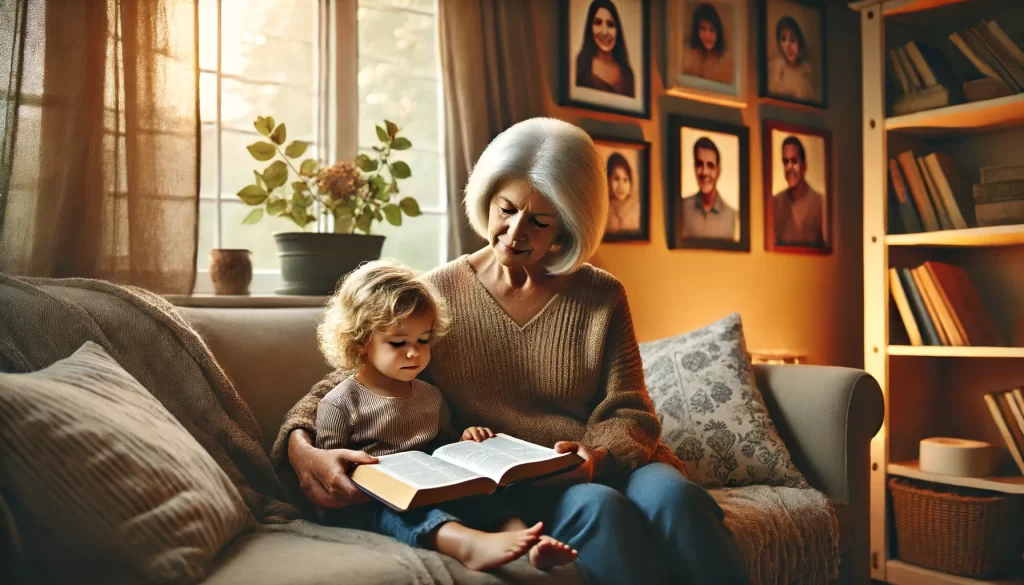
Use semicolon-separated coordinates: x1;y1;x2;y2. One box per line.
532;2;865;367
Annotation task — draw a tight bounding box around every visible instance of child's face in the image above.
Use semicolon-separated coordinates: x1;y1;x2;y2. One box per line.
363;309;434;382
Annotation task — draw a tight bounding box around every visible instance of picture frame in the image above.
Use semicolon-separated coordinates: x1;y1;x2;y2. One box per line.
666;115;749;252
762;120;833;255
758;0;827;109
591;135;650;243
559;0;651;118
665;0;748;108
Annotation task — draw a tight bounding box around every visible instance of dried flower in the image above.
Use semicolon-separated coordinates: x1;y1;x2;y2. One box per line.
318;161;364;203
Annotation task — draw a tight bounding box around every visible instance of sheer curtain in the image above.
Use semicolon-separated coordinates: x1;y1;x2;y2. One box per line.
0;0;199;294
438;0;545;258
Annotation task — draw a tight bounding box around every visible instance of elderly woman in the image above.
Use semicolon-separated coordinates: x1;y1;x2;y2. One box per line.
272;118;750;585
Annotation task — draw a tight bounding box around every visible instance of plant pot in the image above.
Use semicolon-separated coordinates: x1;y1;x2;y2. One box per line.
273;232;386;296
209;249;253;295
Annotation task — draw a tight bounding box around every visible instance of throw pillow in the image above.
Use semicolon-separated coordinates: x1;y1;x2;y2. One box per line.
639;313;807;488
0;342;252;584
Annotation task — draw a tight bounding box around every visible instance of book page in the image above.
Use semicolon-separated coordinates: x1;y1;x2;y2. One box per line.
432;434;567;482
369;451;484;490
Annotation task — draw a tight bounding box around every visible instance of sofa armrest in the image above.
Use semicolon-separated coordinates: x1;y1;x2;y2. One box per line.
752;364;883;504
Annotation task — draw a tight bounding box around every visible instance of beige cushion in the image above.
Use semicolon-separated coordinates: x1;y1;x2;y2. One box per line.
0;342;252;584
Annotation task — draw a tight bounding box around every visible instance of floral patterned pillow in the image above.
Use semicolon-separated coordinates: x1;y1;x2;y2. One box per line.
639;313;807;488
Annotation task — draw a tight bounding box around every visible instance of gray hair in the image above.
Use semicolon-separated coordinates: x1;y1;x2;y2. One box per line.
462;117;608;275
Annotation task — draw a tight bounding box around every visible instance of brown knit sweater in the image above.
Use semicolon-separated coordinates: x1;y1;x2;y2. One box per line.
271;256;682;510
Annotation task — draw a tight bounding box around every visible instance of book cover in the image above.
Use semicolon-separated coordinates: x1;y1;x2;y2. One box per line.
896;151;941;232
949;30;1001;80
913;265;962;346
899;267;942;346
984;392;1024;475
924;153;977;229
351;434;583;511
916;156;954;230
889;159;923;233
923;261;1005;347
890;268;924;346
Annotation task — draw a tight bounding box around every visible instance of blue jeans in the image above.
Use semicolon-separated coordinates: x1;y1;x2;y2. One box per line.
506;463;750;585
325;494;513;548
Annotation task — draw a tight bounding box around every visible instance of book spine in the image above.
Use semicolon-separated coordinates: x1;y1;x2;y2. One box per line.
890;268;924;346
986;20;1024;69
897;46;924;91
889;159;923;233
949;31;1000;80
897;151;941;231
917;156;954;230
914;265;962;346
973;180;1024;203
924;154;969;230
980;164;1024;183
984;392;1024;475
888;49;911;95
964;27;1023;92
899;267;941;346
905;42;939;88
975;199;1024;227
974;24;1024;90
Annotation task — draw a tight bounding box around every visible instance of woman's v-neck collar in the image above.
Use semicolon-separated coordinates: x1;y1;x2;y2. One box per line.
459;255;566;332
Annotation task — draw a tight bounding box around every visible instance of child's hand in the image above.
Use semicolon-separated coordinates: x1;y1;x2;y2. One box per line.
461;426;494;442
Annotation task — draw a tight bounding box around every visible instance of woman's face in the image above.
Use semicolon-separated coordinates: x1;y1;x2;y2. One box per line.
698;19;717;52
487;179;562;270
591;7;618;54
609;167;632;201
779;27;800;65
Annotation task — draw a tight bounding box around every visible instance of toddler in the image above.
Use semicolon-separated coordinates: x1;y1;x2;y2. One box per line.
314;258;577;572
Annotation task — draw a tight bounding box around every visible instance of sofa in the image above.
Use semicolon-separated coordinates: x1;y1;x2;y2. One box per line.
0;277;882;585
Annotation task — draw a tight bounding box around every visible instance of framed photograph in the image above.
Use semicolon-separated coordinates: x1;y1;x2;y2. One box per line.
667;115;749;251
560;0;651;118
758;0;826;108
592;136;650;242
763;120;832;254
666;0;748;108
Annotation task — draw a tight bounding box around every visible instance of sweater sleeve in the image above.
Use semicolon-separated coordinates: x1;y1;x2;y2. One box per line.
581;289;663;476
314;395;353;451
269;368;349;514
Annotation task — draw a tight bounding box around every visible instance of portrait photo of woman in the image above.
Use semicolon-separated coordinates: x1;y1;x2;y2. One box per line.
666;0;746;108
561;0;650;117
593;136;649;242
759;1;825;108
575;0;636;97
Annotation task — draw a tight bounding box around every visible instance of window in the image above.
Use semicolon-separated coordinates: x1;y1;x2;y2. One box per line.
197;0;446;294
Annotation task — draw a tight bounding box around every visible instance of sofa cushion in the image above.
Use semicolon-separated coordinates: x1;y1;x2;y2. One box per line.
206;520;583;585
0;342;252;584
639;313;807;488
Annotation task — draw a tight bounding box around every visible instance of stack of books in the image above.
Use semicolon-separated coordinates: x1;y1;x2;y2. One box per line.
888;150;976;234
973;163;1024;227
949;19;1024;103
984;388;1024;475
887;19;1024;115
889;261;1004;347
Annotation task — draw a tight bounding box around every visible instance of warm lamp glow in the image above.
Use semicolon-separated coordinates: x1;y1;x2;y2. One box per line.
749;351;807;365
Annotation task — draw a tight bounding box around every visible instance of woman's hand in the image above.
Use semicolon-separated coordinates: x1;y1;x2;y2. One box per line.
531;441;610;488
461;426;495;442
288;429;378;509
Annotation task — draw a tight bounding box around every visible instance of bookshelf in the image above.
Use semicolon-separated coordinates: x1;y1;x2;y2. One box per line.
857;0;1024;583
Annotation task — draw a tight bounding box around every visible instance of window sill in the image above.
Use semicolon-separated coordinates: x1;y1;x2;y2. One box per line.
164;294;329;308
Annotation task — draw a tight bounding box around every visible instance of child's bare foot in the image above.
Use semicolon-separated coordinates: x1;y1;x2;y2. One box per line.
529;535;578;570
441;522;543;571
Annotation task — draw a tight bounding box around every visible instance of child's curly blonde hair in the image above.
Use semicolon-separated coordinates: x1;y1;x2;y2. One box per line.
317;258;451;371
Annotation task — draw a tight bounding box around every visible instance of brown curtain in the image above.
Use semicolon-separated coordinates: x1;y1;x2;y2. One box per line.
438;0;545;258
0;0;199;294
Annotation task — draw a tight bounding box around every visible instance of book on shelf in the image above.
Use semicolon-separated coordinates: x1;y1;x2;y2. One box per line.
910;266;953;345
891;263;1003;348
973;22;1024;90
888;159;924;234
962;76;1013;102
923;261;1004;347
973;171;1024;227
923;154;977;230
890;268;924;346
350;434;582;511
984;390;1024;476
916;156;955;230
980;163;1024;184
896;267;942;346
895;152;942;232
891;151;979;234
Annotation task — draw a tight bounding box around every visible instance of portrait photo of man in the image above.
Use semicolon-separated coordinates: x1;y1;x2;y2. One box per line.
764;122;831;253
679;137;736;240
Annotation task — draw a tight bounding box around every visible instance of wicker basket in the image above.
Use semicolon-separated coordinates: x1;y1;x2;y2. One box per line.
889;477;1022;577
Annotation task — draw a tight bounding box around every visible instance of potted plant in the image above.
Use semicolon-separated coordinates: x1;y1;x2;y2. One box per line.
236;116;421;295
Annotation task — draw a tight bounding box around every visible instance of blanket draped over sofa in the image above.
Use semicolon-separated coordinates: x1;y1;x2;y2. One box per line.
0;274;840;585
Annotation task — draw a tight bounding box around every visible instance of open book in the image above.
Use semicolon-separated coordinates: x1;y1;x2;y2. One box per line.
351;434;583;511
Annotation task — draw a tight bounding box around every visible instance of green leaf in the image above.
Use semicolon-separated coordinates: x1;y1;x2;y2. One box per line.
267;198;287;217
254;116;274;136
292;181;310;194
383;204;402;226
242;208;264;225
385;120;399;139
355;154;378;172
375;125;389;142
399;197;421;217
300;158;319;176
391;137;412;150
247;142;277;161
369;175;388;199
284;140;308;158
390;161;411;179
372;145;385;153
263;160;288;190
254;170;265;190
237;185;268;205
290;205;308;227
292;190;312;208
333;205;353;220
375;184;391;201
270;123;287;145
355;213;373;233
